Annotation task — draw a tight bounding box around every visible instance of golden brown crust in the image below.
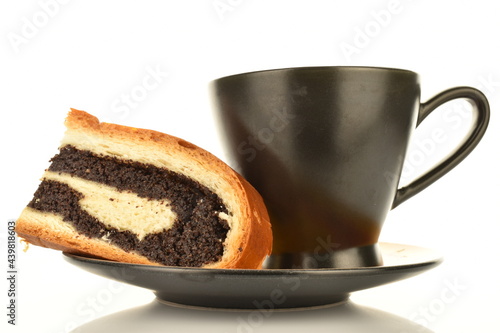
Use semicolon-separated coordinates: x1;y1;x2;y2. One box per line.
217;173;274;269
16;109;272;269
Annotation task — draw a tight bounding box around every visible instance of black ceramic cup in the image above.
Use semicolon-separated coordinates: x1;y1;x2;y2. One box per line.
210;66;489;269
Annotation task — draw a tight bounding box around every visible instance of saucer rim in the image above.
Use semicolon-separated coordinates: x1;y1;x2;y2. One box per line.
63;242;443;274
63;242;443;309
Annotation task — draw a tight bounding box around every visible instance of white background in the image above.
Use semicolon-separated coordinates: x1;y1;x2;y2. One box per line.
1;0;499;332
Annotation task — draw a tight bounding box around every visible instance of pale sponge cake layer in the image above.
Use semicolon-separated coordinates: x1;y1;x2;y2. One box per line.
43;171;179;240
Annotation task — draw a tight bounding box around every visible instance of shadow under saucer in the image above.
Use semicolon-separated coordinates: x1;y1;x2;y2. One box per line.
71;299;433;333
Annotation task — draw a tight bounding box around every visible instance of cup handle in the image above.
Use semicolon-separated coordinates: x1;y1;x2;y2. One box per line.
392;87;490;209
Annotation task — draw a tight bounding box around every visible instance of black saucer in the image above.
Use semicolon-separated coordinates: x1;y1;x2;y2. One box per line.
63;243;442;309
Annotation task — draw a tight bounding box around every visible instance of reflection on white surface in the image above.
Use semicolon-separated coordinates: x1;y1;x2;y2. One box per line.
72;299;432;333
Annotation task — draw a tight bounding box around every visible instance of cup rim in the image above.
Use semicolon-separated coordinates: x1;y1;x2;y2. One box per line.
211;65;418;82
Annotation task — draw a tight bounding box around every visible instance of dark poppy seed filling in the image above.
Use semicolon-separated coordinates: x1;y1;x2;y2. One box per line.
27;145;230;267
